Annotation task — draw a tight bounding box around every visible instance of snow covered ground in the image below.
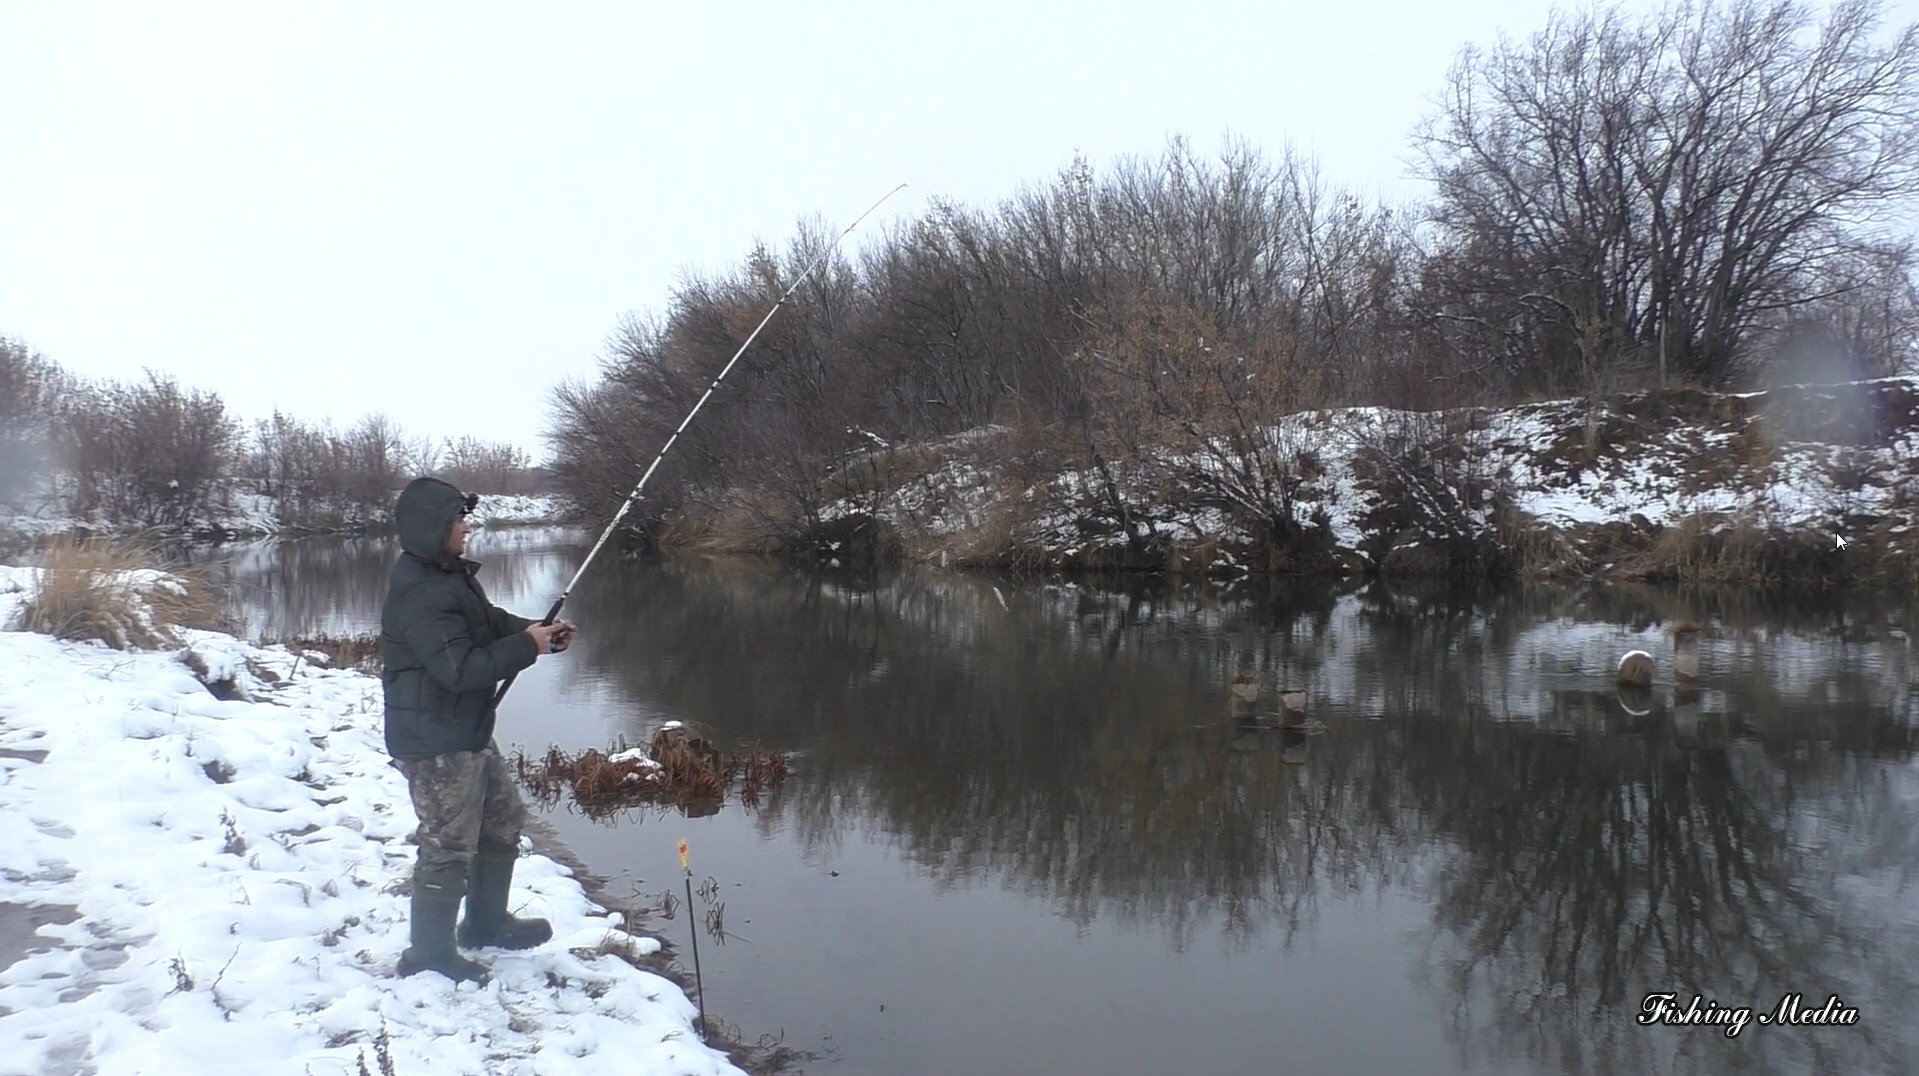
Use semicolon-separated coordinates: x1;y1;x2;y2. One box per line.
468;494;573;529
816;376;1919;574
0;568;740;1076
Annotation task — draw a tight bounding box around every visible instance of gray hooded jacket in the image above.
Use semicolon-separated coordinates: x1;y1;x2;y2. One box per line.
379;477;538;757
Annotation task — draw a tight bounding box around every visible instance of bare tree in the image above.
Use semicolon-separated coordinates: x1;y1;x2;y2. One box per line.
242;409;421;523
396;432;441;478
344;413;403;506
1755;238;1919;381
439;434;533;494
1415;0;1919;392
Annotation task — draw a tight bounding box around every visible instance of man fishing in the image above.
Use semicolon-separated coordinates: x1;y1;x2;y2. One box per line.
379;476;578;984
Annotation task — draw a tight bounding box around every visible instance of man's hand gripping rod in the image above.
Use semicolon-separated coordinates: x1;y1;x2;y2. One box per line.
492;183;908;709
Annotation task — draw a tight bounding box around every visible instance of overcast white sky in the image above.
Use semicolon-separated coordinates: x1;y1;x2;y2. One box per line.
4;0;1915;465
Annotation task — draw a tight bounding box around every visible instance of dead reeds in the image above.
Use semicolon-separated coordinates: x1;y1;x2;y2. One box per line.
9;534;232;649
1617;512;1840;587
512;724;791;820
270;632;383;673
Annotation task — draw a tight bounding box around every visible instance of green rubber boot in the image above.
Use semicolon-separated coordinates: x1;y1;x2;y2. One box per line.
457;851;554;950
397;866;490;984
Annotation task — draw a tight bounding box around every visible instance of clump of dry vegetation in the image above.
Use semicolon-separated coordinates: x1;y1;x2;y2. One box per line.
9;534;232;649
1618;514;1842;588
270;632;383;673
513;724;791;820
655;491;791;558
1496;505;1587;580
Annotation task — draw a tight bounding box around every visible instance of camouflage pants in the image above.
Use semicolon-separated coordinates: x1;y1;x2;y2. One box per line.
391;739;528;885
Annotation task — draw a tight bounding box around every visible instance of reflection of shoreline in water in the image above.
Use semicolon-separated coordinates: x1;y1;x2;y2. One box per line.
184;530;587;640
215;544;1919;1076
591;566;1917;1076
1411;730;1917;1075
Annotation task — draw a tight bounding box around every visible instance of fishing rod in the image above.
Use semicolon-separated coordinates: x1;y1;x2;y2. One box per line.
492;182;909;709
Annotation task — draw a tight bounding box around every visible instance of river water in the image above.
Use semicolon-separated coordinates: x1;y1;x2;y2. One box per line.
188;528;1919;1076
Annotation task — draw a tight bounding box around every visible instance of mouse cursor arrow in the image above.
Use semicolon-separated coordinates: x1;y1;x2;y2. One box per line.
1836;534;1848;550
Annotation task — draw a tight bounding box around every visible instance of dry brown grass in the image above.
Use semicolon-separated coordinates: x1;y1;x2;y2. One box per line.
1623;515;1767;584
1618;513;1837;587
511;726;791;820
903;488;1031;568
658;491;791;557
276;632;382;673
1496;507;1586;580
10;534;232;649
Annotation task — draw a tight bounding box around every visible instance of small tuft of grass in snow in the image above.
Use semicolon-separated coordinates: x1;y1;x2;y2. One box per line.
354;1022;398;1076
219;808;247;856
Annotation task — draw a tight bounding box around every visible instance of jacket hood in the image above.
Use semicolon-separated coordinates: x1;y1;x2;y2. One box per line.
393;477;468;566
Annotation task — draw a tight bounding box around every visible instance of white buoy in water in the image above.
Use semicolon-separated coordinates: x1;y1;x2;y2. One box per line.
1616;650;1654;687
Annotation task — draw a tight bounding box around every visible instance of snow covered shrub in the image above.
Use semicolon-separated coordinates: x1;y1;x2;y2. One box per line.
1350;408;1513;579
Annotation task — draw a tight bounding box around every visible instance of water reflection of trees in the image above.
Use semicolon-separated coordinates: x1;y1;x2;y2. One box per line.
562;561;1918;1074
185;537;1918;1072
562;563;1413;952
1407;717;1918;1076
182;532;584;639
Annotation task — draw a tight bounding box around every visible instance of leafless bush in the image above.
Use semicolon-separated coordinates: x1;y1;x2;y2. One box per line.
396;433;441;477
438;434;533;494
0;335;545;533
57;371;240;529
545;371;659;535
343;414;406;506
549;223;875;543
1346;407;1515;578
1062;295;1334;551
241;410;401;526
546;140;1410;553
241;410;543;526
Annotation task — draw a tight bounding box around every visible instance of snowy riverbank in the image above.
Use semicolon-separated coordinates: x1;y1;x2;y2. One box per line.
0;567;741;1076
1;489;574;547
796;376;1919;586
